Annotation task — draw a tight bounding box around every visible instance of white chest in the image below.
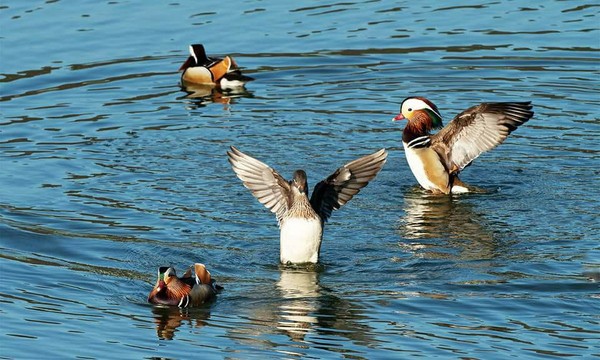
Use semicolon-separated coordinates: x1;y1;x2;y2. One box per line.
403;142;449;192
279;217;323;264
183;66;214;84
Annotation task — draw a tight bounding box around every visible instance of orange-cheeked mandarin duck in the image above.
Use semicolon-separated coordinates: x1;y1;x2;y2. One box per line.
179;44;254;89
148;263;222;307
393;97;534;194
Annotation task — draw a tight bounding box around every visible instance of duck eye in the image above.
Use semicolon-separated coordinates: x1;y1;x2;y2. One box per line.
408;108;412;112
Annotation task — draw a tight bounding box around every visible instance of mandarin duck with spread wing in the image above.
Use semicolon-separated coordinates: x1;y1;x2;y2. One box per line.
393;97;533;194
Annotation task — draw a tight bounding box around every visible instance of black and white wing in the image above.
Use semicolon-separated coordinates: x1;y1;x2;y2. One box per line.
310;149;387;222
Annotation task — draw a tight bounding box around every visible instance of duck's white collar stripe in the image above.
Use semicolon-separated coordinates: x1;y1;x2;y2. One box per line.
189;45;197;64
407;136;431;149
178;295;190;307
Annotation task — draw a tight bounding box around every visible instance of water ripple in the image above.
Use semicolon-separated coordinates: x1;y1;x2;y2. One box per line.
1;0;599;358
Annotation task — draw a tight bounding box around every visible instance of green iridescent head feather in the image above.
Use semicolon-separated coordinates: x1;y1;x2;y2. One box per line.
425;108;443;129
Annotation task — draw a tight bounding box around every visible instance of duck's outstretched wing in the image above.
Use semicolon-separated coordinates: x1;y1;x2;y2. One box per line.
431;102;533;173
310;149;387;222
227;146;291;223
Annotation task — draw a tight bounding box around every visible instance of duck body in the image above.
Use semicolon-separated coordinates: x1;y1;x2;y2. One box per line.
394;97;534;194
179;44;253;88
227;146;387;264
279;196;323;264
403;142;452;193
148;263;221;307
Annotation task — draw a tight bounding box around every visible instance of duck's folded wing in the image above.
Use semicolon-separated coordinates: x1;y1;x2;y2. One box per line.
431;102;533;173
310;149;387;222
227;146;291;223
209;56;232;82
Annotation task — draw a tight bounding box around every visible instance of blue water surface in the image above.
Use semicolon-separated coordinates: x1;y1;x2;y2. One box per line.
1;1;599;359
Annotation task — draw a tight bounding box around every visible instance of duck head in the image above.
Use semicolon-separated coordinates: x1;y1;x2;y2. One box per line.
292;170;308;195
179;44;210;71
393;97;444;135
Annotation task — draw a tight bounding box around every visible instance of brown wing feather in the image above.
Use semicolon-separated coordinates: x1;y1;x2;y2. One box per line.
431;102;533;173
310;149;387;222
227;146;291;223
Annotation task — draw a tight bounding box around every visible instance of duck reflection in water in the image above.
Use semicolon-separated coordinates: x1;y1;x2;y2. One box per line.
150;305;211;340
179;82;253;108
274;268;376;345
399;188;500;260
276;269;321;341
225;268;375;348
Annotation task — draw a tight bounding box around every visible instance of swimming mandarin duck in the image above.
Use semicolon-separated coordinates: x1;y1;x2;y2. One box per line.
227;146;387;264
393;97;534;194
179;44;254;89
148;263;222;307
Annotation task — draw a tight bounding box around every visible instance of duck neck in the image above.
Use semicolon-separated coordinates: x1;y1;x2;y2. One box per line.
402;110;439;143
403;120;430;143
289;192;319;219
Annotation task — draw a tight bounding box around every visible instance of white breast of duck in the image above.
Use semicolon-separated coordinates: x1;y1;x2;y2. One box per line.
403;141;470;194
279;202;323;264
183;66;214;85
403;138;450;193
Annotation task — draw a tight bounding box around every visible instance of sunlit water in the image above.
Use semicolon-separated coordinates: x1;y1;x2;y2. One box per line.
1;1;599;359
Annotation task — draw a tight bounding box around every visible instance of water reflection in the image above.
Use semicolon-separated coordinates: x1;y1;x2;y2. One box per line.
276;270;320;341
276;269;376;348
224;269;376;355
398;189;500;261
150;305;211;340
179;81;254;107
2;0;599;356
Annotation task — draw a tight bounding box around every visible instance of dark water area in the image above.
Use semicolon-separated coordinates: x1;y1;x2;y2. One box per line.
1;1;599;359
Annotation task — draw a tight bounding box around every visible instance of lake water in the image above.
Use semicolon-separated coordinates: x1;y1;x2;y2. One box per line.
1;1;599;359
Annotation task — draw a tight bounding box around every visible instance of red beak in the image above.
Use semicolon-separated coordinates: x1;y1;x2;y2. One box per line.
393;113;405;121
157;280;166;291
